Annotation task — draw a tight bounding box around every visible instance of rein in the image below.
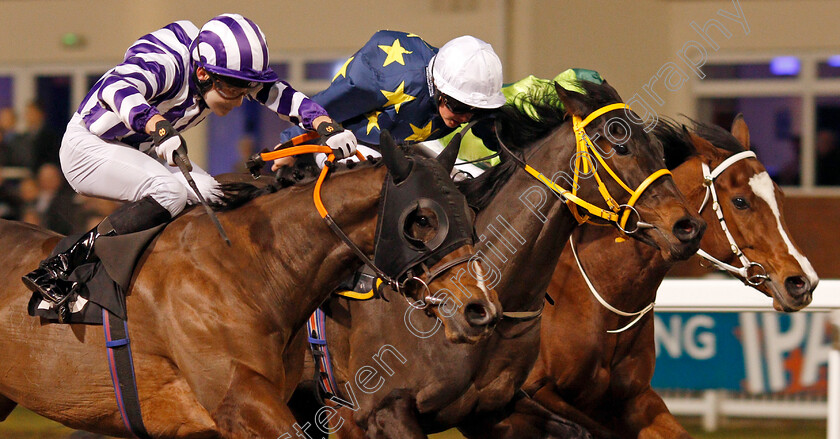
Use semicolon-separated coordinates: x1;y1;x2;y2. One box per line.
695;150;768;286
495;103;671;238
492;103;671;323
258;135;471;307
569;235;654;333
568;150;767;334
260;141;407;291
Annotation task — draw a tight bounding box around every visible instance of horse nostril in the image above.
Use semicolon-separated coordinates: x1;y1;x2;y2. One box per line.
785;275;811;298
672;216;703;243
464;302;494;327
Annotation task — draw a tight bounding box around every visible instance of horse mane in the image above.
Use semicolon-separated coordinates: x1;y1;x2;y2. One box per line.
687;117;746;154
457;80;620;211
653;117;698;170
212;181;279;211
653;116;749;171
212;157;383;212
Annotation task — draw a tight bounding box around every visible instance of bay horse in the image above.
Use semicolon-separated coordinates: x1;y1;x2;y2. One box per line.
476;116;820;438
288;80;706;438
0;138;498;438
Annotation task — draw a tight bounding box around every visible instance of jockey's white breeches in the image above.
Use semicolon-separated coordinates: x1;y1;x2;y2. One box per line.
60;114;222;216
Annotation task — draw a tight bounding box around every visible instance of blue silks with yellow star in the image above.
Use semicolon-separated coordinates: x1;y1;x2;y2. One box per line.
304;30;454;146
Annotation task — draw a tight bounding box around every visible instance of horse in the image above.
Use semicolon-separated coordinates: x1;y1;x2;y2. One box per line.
287;80;707;438
0;137;499;438
477;116;820;438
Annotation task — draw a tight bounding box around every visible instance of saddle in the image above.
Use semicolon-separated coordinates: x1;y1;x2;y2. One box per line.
27;224;165;325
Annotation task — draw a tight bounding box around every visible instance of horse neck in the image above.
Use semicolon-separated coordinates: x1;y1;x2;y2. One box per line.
569;224;669;313
476;129;580;312
233;166;385;333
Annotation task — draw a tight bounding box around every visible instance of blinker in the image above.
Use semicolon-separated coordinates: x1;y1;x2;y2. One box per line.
374;155;474;282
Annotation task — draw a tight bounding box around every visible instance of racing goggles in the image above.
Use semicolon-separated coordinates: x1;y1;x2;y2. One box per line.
209;73;261;100
440;94;479;115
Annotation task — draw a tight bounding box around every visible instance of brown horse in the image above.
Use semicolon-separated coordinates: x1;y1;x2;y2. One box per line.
0;139;498;438
287;80;706;438
480;116;820;438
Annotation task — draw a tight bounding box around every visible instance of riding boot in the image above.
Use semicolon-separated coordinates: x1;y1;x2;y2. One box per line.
22;196;172;308
22;227;99;306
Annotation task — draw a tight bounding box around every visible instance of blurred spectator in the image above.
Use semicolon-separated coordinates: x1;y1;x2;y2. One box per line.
21;207;42;227
20;100;61;173
33;163;79;234
816;130;840;186
76;195;120;230
17;176;41;228
18;176;39;207
775;136;801;186
0;167;23;220
0;106;31;169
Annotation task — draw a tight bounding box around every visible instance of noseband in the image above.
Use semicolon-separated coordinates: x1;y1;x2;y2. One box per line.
696;150;769;286
568;149;770;335
490;103;672;324
496;103;671;238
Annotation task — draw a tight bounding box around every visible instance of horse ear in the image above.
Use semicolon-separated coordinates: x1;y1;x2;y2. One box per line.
554;81;588;117
731;113;751;150
380;130;412;183
436;133;461;174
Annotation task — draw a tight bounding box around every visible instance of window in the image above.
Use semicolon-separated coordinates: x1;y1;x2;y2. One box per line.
0;76;12;108
694;54;840;189
36;75;72;130
698;96;802;185
304;60;346;81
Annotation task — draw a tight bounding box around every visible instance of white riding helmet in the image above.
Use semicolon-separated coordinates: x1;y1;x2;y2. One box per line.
191;13;278;83
430;36;505;109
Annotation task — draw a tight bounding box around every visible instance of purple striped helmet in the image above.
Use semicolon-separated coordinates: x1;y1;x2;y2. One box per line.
191;14;278;83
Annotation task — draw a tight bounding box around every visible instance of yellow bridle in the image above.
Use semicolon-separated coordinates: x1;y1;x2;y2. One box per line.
521;103;671;237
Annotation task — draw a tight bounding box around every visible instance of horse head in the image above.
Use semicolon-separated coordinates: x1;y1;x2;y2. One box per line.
549;80;706;260
376;131;501;342
671;115;818;311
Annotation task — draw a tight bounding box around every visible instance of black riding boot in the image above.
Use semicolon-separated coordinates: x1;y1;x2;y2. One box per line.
22;196;171;307
22;227;99;305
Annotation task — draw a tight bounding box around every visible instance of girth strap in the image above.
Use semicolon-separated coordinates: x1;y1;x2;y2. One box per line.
102;309;150;439
306;308;344;405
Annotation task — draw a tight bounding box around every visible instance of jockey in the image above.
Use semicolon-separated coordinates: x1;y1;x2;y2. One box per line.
453;68;606;169
275;30;505;169
22;14;357;305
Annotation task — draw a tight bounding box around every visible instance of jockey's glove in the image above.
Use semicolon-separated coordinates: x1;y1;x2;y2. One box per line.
317;121;357;160
151;119;190;169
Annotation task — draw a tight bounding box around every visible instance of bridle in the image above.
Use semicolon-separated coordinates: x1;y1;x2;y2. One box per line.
570;150;768;334
496;103;672;238
493;103;672;322
695;150;769;286
254;133;476;310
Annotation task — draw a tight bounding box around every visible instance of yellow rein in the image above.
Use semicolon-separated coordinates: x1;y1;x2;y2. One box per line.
523;103;671;236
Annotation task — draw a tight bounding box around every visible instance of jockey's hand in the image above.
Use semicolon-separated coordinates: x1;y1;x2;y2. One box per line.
150;119;189;168
271;156;295;172
316;120;357;160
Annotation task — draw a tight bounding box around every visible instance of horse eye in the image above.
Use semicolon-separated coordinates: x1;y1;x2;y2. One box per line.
614;144;629;155
416;215;430;227
732;196;750;210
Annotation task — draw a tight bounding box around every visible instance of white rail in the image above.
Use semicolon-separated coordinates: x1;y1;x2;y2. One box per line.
655;279;840;438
